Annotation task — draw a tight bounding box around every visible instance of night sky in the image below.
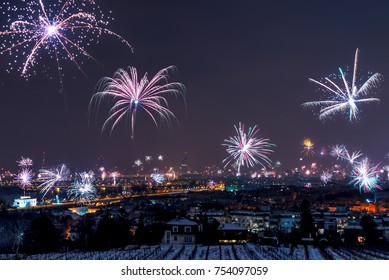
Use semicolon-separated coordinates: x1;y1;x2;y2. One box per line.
1;0;389;172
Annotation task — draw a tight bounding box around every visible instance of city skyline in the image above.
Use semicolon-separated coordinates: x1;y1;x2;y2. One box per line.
1;0;389;172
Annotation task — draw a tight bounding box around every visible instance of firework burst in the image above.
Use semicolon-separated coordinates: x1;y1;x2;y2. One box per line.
320;171;332;184
341;150;363;165
302;48;383;122
16;168;34;196
89;66;185;140
222;122;275;175
17;157;33;167
206;180;216;190
329;144;347;160
0;0;132;83
39;164;69;199
68;171;96;202
151;172;164;184
349;158;382;193
301;138;314;157
16;168;33;188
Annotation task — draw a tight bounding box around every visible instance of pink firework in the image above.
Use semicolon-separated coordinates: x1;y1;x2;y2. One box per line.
89;66;185;140
17;157;33;167
0;0;132;82
16;168;34;195
222;122;275;175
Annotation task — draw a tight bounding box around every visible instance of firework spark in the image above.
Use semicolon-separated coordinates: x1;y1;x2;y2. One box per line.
301;138;314;157
341;150;363;165
68;171;96;202
222;122;275;175
320;171;332;184
329;144;347;160
89;66;185;140
16;168;33;188
39;164;69;199
302;48;383;122
16;168;34;196
151;172;164;184
134;159;143;167
206;180;216;190
17;157;33;167
349;158;382;193
0;0;132;82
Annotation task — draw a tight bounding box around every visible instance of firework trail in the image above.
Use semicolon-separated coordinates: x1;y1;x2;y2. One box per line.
0;0;132;85
301;138;314;157
17;157;33;167
111;172;118;185
302;48;383;122
39;164;69;199
222;122;275;175
89;66;185;140
320;171;332;184
349;158;382;193
68;171;96;202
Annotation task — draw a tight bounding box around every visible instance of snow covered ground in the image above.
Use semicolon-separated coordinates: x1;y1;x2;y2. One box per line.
2;245;389;260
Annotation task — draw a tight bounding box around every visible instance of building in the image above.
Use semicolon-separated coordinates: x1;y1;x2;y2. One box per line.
230;210;270;234
13;196;37;208
218;223;248;243
162;217;199;245
269;212;299;233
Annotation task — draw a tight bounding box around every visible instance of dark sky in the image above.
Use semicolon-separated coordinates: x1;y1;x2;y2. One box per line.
1;0;389;172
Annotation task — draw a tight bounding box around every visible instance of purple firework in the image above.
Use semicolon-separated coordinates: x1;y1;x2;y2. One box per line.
89;66;185;140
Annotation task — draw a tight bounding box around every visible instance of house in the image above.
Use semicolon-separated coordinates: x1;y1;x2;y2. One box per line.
162;217;199;244
218;223;248;244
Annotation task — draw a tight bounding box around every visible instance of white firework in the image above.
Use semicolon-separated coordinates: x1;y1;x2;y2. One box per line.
349;158;382;193
302;48;383;122
329;144;347;160
68;171;96;202
222;122;275;174
320;171;332;184
151;172;165;184
341;150;363;165
39;164;69;199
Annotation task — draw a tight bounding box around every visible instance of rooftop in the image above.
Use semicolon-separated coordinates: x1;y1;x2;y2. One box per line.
167;217;198;226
